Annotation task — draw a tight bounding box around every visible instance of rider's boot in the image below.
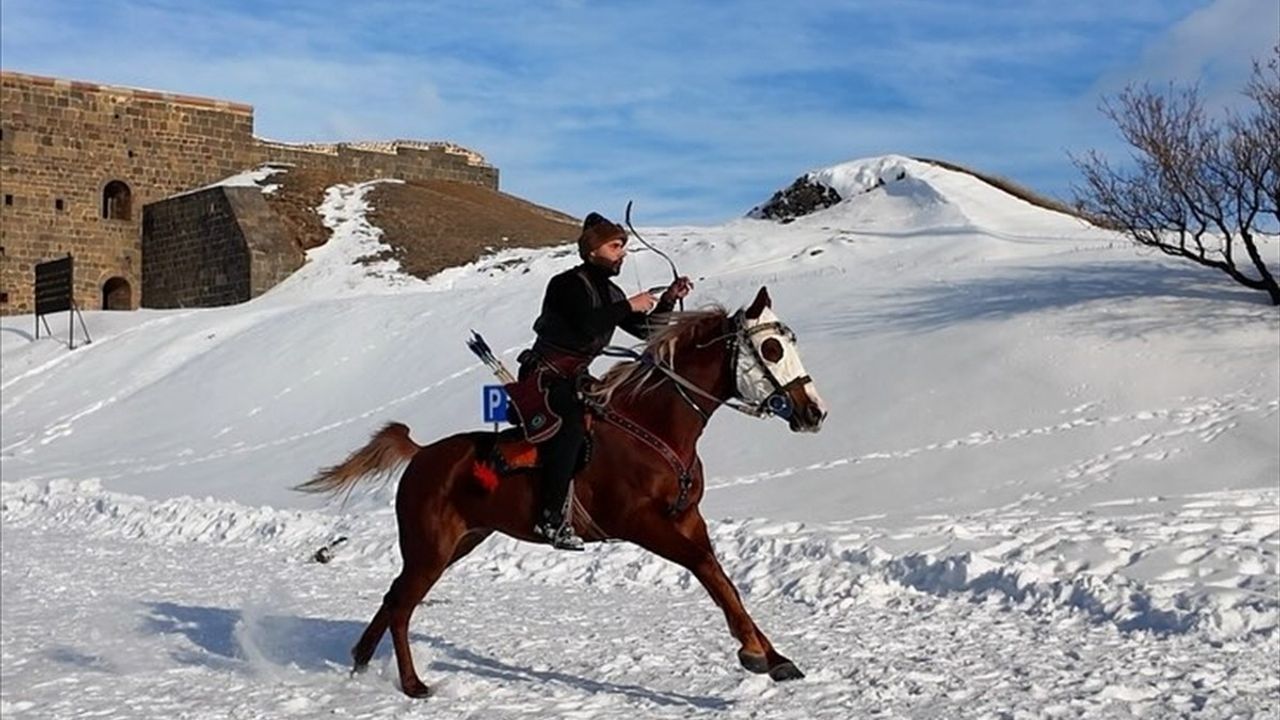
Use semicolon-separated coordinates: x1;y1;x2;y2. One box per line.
537;416;587;551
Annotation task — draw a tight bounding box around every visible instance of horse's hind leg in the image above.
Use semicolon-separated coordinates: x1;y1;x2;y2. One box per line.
631;510;803;681
352;605;390;672
447;529;493;568
351;530;488;674
384;557;451;698
351;518;467;699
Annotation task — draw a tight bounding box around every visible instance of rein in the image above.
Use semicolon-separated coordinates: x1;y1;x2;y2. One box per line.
599;311;809;421
599;344;765;420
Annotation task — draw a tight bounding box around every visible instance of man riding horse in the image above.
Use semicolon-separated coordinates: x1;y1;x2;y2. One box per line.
508;212;693;550
300;275;828;696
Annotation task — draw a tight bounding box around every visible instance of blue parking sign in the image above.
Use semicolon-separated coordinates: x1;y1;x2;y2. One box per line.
483;385;509;424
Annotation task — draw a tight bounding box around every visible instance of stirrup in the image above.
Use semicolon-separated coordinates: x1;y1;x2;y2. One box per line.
535;522;584;551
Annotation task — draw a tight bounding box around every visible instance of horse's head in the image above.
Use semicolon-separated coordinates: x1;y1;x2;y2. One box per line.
591;287;827;432
732;287;828;433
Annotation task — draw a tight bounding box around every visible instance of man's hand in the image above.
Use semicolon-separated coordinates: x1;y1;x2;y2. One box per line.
661;276;694;304
628;291;659;313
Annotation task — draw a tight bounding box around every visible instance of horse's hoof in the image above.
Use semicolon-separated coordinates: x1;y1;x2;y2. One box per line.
351;647;373;672
401;680;432;698
737;650;770;674
768;661;805;681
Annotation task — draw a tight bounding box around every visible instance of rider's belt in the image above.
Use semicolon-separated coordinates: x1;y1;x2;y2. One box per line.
520;347;591;378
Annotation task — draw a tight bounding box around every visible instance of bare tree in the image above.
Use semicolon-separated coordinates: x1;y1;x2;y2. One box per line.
1072;47;1280;305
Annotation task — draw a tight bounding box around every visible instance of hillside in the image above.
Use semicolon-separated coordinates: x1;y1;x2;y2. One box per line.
262;165;580;278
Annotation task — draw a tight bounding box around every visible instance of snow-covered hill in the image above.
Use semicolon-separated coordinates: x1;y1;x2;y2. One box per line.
3;156;1277;718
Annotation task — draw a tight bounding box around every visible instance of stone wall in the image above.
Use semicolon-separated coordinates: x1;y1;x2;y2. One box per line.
0;70;496;315
253;141;498;189
141;186;302;309
0;72;255;314
224;188;303;298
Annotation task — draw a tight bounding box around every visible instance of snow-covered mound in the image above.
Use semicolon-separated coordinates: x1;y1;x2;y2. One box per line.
750;155;1087;236
3;158;1277;717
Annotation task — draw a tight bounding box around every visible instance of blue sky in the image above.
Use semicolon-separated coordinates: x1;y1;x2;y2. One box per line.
2;0;1275;224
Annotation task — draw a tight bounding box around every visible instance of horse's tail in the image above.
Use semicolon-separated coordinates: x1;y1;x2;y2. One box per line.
294;422;421;497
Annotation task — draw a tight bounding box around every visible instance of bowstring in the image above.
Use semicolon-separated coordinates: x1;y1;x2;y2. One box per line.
624;200;684;313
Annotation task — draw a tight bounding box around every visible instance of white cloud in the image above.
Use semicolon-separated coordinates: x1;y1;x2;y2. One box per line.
1104;0;1278;103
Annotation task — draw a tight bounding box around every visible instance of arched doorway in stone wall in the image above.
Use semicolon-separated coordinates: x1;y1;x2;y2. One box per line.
102;277;132;310
102;180;132;221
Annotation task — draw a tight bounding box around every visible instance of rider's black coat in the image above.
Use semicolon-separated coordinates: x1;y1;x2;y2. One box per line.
531;262;674;359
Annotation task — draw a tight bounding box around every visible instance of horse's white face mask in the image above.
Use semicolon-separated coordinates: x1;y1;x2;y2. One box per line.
734;287;828;433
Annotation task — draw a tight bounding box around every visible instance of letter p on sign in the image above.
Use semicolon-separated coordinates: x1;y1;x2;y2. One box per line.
483;385;508;424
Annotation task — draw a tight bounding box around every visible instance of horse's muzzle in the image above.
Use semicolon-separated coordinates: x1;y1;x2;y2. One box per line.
788;403;827;433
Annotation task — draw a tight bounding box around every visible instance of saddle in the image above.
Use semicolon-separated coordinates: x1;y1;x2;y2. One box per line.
471;426;594;493
473;397;697;517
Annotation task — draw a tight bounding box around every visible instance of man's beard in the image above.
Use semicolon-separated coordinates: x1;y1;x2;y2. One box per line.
590;256;623;276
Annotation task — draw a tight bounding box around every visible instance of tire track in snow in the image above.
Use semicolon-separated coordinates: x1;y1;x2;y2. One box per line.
988;395;1279;515
2;308;285;455
8;359;476;485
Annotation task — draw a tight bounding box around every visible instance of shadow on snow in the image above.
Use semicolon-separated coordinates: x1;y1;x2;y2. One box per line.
139;601;728;710
810;260;1272;339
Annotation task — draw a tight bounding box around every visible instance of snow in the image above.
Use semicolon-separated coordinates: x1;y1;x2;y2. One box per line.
176;163;290;198
264;178;421;300
3;156;1277;718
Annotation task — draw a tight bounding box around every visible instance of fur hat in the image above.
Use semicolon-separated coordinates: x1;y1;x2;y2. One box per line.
577;212;627;259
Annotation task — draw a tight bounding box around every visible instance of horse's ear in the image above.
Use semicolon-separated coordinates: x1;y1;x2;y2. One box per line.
745;286;772;319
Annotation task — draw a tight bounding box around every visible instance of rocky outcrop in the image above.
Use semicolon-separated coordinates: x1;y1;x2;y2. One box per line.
748;175;845;223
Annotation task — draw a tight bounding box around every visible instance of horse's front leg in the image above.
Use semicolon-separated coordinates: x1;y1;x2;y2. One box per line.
625;507;803;681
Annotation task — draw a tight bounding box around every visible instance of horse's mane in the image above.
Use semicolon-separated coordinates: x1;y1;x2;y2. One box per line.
587;306;728;407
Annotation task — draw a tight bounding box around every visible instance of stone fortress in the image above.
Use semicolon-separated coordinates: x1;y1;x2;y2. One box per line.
0;71;500;315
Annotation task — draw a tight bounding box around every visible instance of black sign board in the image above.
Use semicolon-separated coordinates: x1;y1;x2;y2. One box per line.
33;254;91;348
35;255;74;315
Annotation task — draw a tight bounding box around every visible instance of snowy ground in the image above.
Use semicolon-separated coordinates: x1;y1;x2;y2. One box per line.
2;156;1277;718
4;481;1277;719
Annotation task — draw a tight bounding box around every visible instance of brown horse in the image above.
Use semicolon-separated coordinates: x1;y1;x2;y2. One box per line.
298;287;827;698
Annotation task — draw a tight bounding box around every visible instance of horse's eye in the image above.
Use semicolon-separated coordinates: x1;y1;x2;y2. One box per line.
760;337;785;363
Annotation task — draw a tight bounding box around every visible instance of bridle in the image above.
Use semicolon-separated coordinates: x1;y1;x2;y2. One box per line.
600;310;813;424
728;310;814;421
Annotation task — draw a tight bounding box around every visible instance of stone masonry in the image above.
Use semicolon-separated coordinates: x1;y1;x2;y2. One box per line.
0;71;497;315
141;185;303;309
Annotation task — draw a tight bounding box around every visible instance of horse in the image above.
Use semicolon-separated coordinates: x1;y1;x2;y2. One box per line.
297;286;828;698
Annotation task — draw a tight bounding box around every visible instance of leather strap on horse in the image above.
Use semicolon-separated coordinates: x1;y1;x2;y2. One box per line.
570;495;620;542
599;344;766;420
586;399;696;517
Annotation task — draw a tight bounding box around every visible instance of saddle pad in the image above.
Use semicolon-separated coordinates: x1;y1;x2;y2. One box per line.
470;430;593;493
498;440;539;471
